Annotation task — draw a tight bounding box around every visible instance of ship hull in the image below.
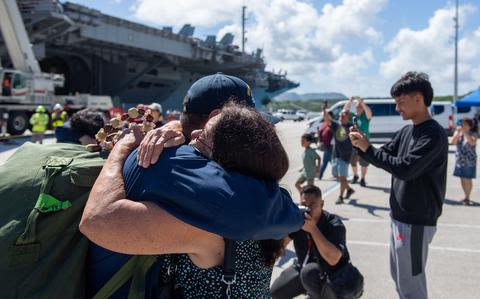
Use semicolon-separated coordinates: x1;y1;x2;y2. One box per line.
0;0;299;111
39;49;282;110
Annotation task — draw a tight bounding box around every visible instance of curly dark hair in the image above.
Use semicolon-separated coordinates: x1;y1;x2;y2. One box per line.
70;108;105;138
390;71;434;107
212;102;289;181
211;102;289;266
181;95;255;143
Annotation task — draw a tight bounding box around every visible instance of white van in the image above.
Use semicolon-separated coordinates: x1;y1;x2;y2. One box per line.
430;102;454;132
453;106;480;126
304;99;453;138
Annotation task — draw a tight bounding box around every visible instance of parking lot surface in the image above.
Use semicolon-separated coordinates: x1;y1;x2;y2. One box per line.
273;120;480;299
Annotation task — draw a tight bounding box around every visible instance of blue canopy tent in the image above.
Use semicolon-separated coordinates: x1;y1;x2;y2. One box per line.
455;87;480;107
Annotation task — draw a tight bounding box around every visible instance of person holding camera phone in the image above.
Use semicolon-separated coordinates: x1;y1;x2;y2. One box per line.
349;72;447;299
343;97;372;187
271;185;363;299
323;103;355;204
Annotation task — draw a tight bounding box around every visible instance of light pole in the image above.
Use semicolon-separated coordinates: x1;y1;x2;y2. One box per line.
242;6;246;53
453;0;459;103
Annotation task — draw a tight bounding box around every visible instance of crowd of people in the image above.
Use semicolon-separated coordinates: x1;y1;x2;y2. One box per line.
288;71;477;299
21;101;172;145
298;90;478;208
26;103;69;144
297;96;373;204
0;71;477;299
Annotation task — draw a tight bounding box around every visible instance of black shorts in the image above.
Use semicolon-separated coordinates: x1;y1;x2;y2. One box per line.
350;149;369;167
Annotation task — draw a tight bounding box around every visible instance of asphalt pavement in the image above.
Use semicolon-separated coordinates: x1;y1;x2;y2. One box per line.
272;120;480;299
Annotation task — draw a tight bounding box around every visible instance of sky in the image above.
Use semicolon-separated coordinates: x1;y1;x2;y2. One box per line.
67;0;480;97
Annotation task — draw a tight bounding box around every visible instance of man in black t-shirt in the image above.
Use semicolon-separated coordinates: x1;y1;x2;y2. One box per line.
323;103;355;204
271;185;362;299
349;72;447;299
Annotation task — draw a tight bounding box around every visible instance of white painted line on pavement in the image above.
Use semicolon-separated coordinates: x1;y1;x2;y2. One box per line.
323;181;341;197
343;218;480;229
437;223;480;229
321;175;357;198
348;240;480;253
322;175;358;195
319;181;480;230
429;245;480;253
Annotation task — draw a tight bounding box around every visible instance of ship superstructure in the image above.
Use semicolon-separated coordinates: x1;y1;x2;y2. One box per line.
0;0;299;110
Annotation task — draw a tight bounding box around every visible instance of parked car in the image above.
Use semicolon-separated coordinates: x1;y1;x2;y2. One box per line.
306;111;322;120
296;110;307;120
304;99;454;138
429;102;454;133
273;109;304;121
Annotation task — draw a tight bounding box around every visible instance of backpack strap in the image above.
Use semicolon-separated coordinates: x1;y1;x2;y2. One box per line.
15;157;73;246
221;239;236;299
128;255;158;299
92;255;157;299
10;158;73;266
96;242;235;299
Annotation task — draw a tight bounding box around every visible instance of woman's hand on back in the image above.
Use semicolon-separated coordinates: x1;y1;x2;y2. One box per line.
137;121;185;168
114;124;144;152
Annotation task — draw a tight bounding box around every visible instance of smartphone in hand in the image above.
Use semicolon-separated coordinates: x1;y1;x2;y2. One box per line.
352;116;358;128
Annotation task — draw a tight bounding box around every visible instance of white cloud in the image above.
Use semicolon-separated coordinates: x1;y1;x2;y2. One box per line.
380;5;480;96
131;0;388;95
132;0;243;27
458;27;480;87
316;0;385;43
293;50;380;96
132;0;480;96
226;0;388;95
330;50;374;79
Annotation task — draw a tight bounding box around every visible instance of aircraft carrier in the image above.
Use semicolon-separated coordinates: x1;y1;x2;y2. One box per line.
0;0;299;110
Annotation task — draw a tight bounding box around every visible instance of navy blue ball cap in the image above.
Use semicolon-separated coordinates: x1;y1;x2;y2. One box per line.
183;73;256;114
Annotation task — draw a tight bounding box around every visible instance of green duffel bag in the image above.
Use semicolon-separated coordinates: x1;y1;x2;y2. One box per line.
0;142;157;299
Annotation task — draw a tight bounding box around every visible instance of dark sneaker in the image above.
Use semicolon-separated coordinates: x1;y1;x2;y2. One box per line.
360;179;366;187
345;188;355;199
462;198;471;206
351;175;359;184
335;196;344;204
